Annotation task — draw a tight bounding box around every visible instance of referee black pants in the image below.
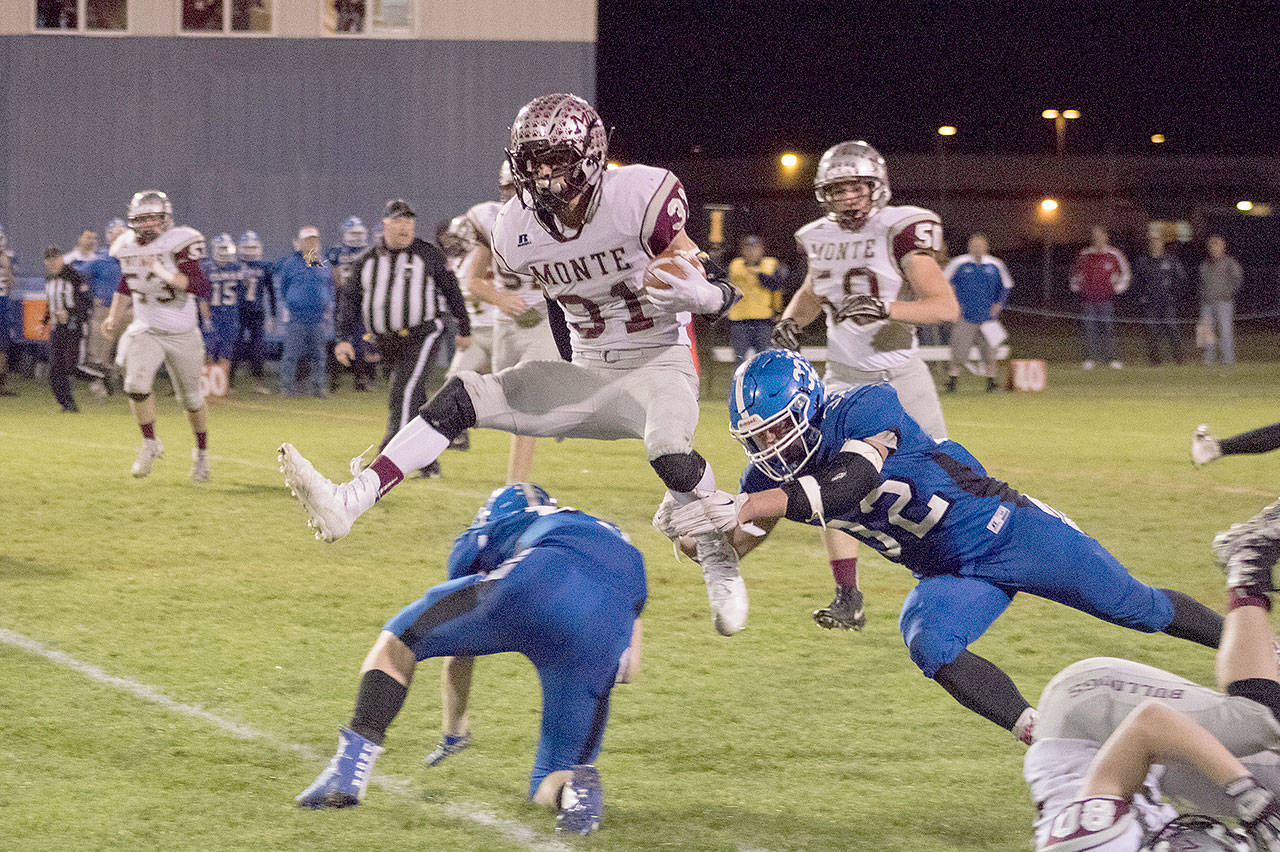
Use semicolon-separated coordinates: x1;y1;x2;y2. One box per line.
49;323;80;410
377;320;448;452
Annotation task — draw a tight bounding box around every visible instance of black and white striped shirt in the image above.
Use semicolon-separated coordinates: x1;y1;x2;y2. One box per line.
44;264;90;326
338;238;469;339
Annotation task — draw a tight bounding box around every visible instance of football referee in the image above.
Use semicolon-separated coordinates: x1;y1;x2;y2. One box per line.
336;199;470;471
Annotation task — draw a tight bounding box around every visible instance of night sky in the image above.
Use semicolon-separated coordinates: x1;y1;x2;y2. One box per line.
597;1;1280;161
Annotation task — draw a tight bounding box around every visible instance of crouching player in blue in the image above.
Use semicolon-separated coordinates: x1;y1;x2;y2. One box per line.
296;483;646;835
660;349;1223;744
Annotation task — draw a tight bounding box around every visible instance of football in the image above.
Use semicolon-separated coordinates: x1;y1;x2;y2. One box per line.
642;249;704;290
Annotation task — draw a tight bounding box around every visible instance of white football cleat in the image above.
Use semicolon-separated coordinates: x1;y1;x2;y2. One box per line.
695;535;748;635
190;448;210;483
131;439;163;478
278;442;377;542
1191;424;1223;466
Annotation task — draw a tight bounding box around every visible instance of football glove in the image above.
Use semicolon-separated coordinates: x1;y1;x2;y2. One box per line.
771;317;802;350
1228;775;1280;850
836;294;890;325
668;490;749;538
645;255;729;316
651;492;682;542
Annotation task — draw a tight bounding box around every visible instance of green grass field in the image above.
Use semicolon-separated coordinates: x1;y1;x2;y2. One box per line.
2;356;1278;851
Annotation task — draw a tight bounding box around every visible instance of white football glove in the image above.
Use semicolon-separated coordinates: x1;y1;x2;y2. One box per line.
645;255;725;315
668;490;749;538
651;492;683;542
149;257;179;285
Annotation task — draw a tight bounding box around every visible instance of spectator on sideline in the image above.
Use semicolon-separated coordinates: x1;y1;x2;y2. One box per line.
943;233;1013;392
1198;235;1243;368
277;226;333;398
0;227;18;396
1069;225;1130;370
41;246;91;412
726;235;787;365
1133;235;1188;365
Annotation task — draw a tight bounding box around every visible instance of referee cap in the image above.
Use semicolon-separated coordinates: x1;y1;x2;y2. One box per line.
383;198;416;219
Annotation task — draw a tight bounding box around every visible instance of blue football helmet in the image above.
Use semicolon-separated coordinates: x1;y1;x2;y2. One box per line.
342;216;369;249
476;483;557;525
105;218;127;244
1140;814;1249;851
728;349;826;482
237;231;263;261
211;233;237;264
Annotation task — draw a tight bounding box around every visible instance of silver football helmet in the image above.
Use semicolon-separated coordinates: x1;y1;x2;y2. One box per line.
505;93;608;240
814;141;891;231
1140;814;1250;851
237;231;263;262
498;160;516;202
127;190;173;243
342;216;369;249
211;233;237;264
441;214;474;257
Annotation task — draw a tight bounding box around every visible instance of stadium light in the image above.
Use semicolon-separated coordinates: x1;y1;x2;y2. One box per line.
780;152;799;169
1039;198;1060;215
1041;108;1080;154
937;125;957;136
1237;200;1254;212
1150;133;1166;144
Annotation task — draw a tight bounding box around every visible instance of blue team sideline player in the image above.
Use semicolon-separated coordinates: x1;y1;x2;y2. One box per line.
660;349;1223;744
325;216;373;392
233;231;276;394
200;234;243;379
296;483;646;835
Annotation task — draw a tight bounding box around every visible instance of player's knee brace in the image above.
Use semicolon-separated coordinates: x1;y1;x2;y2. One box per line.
649;452;707;494
419;377;477;440
127;392;151;403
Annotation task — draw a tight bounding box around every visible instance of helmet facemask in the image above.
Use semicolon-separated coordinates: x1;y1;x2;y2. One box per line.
731;393;823;483
237;233;262;261
817;179;881;231
127;190;173;245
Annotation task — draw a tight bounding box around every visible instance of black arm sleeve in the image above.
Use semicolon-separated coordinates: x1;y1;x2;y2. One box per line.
545;296;573;361
779;452;882;523
69;268;92;323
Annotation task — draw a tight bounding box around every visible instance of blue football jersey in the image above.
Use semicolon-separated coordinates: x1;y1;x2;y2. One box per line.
326;245;364;290
446;505;640;593
204;260;244;319
741;383;1029;576
87;250;122;303
240;259;274;312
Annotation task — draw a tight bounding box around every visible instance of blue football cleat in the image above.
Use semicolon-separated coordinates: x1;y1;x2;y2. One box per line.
424;732;472;767
296;727;384;809
555;764;604;835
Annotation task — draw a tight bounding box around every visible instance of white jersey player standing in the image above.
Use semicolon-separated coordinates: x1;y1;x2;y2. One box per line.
1025;499;1280;851
102;190;213;482
771;140;959;632
280;93;749;635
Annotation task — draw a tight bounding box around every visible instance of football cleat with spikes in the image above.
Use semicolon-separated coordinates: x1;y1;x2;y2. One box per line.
813;585;866;630
555;764;604;835
695;535;748;636
296;727;384;809
1214;497;1280;592
278;443;377;542
131;438;163;478
1192;424;1224;466
424;732;471;767
190;448;210;483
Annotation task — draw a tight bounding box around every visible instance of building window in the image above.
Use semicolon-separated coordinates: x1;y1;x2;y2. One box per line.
325;0;411;35
36;0;126;31
181;0;271;33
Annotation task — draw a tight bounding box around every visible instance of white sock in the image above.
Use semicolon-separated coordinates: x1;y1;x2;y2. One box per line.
380;416;449;472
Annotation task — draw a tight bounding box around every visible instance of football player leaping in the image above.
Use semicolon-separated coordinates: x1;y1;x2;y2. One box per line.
772;141;959;632
102;191;213;482
660;349;1224;743
1024;500;1280;850
280;93;747;635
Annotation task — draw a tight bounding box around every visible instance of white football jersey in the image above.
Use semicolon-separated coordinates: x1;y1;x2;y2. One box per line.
461;200;504;329
110;226;206;333
492;164;691;356
1026;738;1176;850
796;204;944;371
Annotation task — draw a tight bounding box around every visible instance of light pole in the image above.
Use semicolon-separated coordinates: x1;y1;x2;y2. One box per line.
1041;108;1080;155
1037;198;1060;306
936;125;956;220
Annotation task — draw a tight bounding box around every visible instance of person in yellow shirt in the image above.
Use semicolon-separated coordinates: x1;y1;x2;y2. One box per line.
726;236;788;365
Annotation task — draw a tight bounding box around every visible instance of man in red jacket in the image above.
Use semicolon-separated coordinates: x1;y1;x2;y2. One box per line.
1069;225;1130;370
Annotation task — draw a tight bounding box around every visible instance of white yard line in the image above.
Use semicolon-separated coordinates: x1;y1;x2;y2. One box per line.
0;627;568;852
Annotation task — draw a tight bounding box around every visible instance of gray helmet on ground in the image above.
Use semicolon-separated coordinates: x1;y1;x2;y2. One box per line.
813;141;890;231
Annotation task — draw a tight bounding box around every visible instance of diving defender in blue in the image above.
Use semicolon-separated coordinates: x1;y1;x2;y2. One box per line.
662;349;1222;743
296;484;646;835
